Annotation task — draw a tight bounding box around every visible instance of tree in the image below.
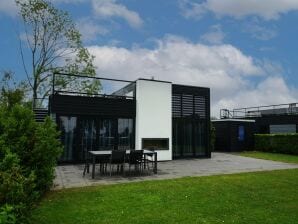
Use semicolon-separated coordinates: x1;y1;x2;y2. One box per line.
0;71;29;109
16;0;100;108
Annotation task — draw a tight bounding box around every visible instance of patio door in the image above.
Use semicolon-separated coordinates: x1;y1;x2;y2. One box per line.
173;118;207;158
58;116;134;163
59;116;78;162
98;119;117;150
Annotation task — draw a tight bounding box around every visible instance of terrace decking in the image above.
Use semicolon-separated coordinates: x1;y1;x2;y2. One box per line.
53;152;298;190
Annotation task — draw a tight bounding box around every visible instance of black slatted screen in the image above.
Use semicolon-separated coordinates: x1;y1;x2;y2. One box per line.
172;91;207;118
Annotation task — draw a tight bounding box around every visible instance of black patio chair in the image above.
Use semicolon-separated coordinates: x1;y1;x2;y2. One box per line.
142;148;155;172
128;150;144;175
83;147;90;176
98;147;112;175
109;150;126;176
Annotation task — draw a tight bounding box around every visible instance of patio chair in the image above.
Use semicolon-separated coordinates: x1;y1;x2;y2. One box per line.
83;147;90;176
98;147;112;175
109;150;126;176
143;148;155;172
128;150;144;175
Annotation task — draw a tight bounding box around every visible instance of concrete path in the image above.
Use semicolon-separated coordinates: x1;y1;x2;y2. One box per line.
53;152;298;190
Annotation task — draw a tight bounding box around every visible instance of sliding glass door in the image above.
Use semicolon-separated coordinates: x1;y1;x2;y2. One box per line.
58;115;134;162
173;118;207;158
118;118;134;150
98;119;117;150
59;116;77;162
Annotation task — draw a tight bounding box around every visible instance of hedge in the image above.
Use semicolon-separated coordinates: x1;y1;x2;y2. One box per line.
0;105;62;223
254;134;298;155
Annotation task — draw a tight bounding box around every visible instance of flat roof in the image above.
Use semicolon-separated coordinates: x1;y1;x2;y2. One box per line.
212;119;255;123
137;78;172;84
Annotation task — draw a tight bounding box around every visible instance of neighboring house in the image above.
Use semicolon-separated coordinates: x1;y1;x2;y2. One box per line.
47;74;211;163
213;103;298;152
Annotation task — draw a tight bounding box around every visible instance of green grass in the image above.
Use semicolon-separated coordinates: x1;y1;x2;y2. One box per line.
31;169;298;224
238;151;298;164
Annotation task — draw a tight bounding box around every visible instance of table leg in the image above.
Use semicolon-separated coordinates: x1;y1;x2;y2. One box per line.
92;155;95;179
154;152;157;174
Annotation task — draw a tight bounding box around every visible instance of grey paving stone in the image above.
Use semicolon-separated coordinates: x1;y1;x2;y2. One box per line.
52;152;298;190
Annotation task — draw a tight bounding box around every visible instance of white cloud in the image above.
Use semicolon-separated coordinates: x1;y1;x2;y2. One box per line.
76;17;108;42
179;0;207;19
0;0;17;16
180;0;298;20
86;36;296;116
200;24;225;44
244;19;277;40
92;0;143;28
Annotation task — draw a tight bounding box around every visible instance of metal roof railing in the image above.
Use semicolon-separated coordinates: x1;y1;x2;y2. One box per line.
220;102;298;119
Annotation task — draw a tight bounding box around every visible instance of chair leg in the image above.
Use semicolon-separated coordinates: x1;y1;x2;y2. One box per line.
122;163;125;175
110;163;112;176
83;165;86;176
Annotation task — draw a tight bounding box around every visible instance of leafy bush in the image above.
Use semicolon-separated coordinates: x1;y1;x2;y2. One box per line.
0;205;16;224
0;148;37;223
255;134;298;155
0;104;62;223
0;105;62;193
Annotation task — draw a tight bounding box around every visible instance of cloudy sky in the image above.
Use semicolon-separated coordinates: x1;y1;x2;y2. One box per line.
0;0;298;116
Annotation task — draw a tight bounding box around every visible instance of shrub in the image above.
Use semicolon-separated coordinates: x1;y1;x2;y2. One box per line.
0;106;62;194
0;205;16;224
0;104;62;223
0;148;37;223
255;134;298;155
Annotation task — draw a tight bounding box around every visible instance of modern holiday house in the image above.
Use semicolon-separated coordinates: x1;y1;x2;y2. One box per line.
212;103;298;152
48;73;211;163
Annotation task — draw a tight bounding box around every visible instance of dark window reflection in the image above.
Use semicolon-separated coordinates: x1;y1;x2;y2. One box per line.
99;119;116;150
78;119;97;161
59;116;77;162
118;118;133;150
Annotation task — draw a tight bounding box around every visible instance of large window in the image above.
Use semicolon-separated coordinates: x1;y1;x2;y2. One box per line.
98;119;116;150
118;118;133;149
173;118;206;158
58;116;134;162
59;116;77;162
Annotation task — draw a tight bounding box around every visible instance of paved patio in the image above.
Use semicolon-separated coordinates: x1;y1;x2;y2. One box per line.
53;152;298;190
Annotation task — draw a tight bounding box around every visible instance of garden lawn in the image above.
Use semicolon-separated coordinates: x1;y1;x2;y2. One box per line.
31;169;298;224
238;151;298;164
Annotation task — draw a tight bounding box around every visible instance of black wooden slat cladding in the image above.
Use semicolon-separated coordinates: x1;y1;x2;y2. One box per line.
172;84;210;119
49;94;136;117
194;96;206;118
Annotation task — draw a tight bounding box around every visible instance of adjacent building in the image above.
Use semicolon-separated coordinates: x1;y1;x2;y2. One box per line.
213;103;298;152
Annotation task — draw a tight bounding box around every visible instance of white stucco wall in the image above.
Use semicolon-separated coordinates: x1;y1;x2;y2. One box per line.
135;79;172;161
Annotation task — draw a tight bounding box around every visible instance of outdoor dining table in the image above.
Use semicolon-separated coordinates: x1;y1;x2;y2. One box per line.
89;149;158;179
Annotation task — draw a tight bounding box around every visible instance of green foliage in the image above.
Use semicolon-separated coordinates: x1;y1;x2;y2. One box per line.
0;71;28;109
0;90;62;223
0;149;37;223
255;134;298;155
0;205;16;224
238;151;298;164
31;117;63;192
15;0;100;103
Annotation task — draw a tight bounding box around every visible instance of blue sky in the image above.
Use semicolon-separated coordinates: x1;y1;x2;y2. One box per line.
0;0;298;116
